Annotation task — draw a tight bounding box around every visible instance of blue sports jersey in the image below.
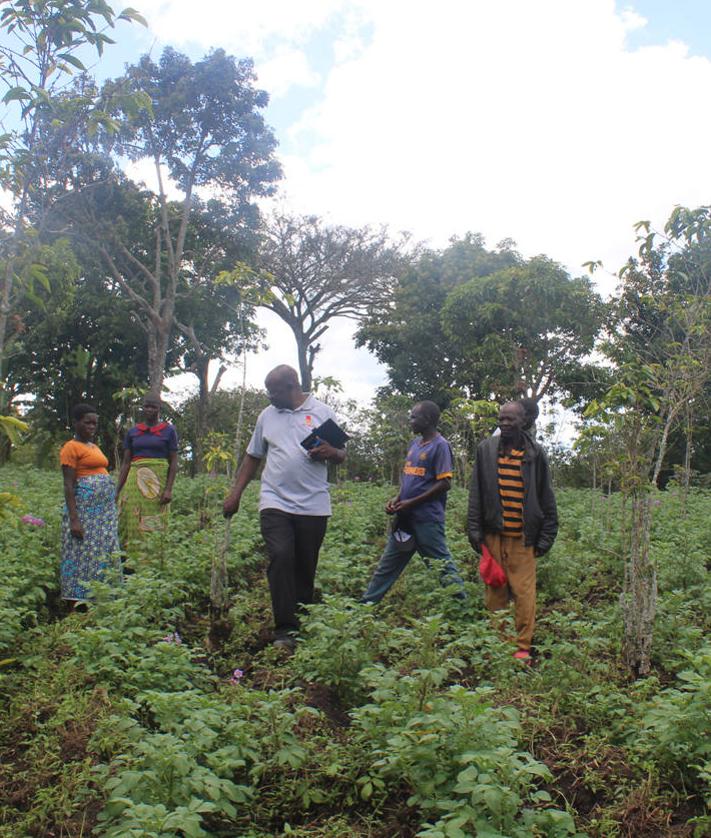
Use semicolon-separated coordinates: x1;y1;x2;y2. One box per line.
400;433;454;523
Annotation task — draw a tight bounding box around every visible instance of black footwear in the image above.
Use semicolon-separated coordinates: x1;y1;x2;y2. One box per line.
273;636;296;652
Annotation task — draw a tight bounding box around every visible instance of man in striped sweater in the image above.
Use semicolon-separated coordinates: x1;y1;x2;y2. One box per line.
467;401;558;661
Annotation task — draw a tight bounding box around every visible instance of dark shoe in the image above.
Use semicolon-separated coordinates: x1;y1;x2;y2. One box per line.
273;636;296;653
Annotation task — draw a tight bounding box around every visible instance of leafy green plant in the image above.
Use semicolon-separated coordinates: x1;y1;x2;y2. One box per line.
2;468;709;836
293;595;387;705
637;646;711;797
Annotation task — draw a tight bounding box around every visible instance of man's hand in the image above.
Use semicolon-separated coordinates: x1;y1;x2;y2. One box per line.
308;442;339;462
385;497;400;515
223;492;241;518
391;497;415;513
159;489;172;506
70;517;84;540
468;534;481;553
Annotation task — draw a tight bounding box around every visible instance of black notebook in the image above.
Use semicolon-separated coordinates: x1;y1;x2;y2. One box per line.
300;418;350;450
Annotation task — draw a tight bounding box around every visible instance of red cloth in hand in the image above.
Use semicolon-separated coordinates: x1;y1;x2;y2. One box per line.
479;544;507;587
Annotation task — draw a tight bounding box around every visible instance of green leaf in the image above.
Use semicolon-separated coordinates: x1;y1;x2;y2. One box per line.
2;87;31;104
0;415;29;445
118;7;149;26
58;53;87;71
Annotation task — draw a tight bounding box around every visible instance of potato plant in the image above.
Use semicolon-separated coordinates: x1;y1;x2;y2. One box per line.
0;465;709;837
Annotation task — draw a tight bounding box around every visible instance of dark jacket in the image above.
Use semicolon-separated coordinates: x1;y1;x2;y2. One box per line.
467;434;558;555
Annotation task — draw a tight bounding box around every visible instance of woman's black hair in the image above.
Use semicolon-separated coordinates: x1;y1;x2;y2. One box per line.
72;403;97;422
143;391;162;407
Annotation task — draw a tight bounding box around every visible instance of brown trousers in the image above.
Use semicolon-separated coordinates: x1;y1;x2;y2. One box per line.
483;532;536;651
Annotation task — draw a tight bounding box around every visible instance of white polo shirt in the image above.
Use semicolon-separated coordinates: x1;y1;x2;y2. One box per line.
246;395;338;516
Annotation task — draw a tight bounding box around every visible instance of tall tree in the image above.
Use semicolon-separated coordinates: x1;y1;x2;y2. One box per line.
173;201;262;471
357;234;520;404
588;205;711;675
0;0;144;410
94;47;280;390
441;256;604;403
256;212;403;391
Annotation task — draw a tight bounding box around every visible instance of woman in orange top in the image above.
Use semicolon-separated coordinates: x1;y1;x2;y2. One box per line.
59;404;122;603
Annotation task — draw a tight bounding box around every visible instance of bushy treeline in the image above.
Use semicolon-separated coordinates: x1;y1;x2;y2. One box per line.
2;3;710;492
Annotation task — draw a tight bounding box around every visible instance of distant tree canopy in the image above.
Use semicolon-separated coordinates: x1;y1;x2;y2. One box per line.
1;1;711;500
358;234;604;408
441;255;604;403
255;212;404;391
357;234;521;404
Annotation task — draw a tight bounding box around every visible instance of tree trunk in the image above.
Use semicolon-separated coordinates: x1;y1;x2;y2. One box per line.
147;331;163;394
294;331;312;392
0;434;11;465
682;407;692;512
146;316;173;393
193;357;210;474
0;261;12;413
621;491;657;675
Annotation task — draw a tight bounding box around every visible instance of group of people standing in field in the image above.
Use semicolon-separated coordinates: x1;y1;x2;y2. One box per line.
59;394;177;606
222;365;558;661
61;363;558;662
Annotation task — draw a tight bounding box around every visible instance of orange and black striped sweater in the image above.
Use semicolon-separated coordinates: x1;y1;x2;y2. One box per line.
497;446;524;536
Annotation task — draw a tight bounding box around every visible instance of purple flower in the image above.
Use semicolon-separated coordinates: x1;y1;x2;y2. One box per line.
21;514;45;527
229;668;244;686
160;631;182;645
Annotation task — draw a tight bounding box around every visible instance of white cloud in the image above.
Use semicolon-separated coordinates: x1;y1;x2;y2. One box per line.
142;0;711;404
255;49;320;98
274;0;711;293
123;157;183;201
137;0;345;56
619;7;647;32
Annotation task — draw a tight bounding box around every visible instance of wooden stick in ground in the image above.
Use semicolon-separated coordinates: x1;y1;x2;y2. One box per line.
210;306;249;620
210;516;231;616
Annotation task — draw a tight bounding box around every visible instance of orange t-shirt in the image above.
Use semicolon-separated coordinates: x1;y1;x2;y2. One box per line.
59;440;109;478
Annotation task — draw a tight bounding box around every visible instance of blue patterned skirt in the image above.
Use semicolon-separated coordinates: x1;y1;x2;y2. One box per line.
61;473;123;601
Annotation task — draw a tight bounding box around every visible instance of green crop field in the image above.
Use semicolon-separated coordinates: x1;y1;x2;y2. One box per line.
0;466;709;837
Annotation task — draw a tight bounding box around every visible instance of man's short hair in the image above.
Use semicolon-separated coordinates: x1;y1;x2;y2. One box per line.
501;400;526;417
265;365;300;388
416;400;441;427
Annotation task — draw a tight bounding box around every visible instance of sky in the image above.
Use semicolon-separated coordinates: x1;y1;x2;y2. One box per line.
28;1;711;417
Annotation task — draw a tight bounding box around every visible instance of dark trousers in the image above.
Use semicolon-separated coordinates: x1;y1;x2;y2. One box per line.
260;509;328;637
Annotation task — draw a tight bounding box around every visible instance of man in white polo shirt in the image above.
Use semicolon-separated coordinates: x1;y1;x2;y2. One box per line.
223;365;346;651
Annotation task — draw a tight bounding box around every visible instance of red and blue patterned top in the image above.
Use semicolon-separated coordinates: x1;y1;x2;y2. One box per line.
124;422;178;461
